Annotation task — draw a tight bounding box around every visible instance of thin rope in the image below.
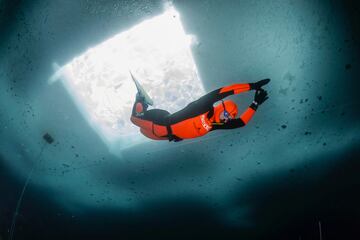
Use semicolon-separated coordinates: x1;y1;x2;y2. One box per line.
9;142;47;240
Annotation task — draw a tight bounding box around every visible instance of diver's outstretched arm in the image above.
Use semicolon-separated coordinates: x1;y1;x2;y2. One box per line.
212;89;268;130
203;83;251;105
201;79;270;105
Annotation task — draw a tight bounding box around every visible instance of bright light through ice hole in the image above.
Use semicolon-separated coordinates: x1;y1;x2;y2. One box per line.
52;7;204;152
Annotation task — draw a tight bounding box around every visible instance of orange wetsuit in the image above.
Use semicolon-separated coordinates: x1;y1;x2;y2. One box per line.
130;83;258;142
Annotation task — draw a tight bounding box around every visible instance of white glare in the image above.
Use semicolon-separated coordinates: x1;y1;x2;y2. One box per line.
50;7;204;153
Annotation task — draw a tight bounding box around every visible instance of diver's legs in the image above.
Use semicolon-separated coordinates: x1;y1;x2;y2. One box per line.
131;94;170;125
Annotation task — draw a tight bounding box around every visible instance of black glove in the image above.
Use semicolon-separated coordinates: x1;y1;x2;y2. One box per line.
250;89;268;110
250;78;270;90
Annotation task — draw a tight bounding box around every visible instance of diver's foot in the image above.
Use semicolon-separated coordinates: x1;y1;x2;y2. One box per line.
136;92;153;106
142;92;154;106
143;91;153;106
136;92;145;102
130;71;154;106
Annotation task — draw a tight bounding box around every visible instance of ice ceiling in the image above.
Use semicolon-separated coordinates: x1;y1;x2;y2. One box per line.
50;6;204;151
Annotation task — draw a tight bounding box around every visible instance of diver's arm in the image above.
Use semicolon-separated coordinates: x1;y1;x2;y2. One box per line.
211;103;257;129
206;79;270;104
212;89;268;130
219;79;270;96
209;83;251;104
211;118;245;129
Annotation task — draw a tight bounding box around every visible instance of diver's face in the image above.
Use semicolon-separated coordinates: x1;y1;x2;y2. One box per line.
219;110;232;123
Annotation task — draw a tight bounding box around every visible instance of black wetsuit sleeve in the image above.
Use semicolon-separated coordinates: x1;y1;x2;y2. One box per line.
211;118;245;130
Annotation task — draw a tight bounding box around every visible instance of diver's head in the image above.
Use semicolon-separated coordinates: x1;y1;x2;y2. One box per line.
213;100;238;123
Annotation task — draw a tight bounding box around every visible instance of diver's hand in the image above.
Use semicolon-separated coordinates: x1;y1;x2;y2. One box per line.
254;88;268;105
250;88;268;110
250;79;270;90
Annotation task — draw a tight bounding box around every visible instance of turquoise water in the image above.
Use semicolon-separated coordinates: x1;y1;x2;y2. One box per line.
0;0;359;239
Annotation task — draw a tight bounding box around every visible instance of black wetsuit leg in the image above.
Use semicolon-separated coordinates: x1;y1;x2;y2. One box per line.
131;94;170;125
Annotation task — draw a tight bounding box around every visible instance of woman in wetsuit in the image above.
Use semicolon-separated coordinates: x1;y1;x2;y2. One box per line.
130;79;270;142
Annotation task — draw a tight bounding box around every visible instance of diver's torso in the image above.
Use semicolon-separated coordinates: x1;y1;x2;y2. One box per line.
170;112;212;139
132;112;213;140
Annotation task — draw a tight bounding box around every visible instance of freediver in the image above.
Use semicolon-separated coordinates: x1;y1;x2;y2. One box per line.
130;77;270;142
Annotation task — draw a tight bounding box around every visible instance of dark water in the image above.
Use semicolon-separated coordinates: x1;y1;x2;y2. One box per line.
1;0;360;239
1;147;360;239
